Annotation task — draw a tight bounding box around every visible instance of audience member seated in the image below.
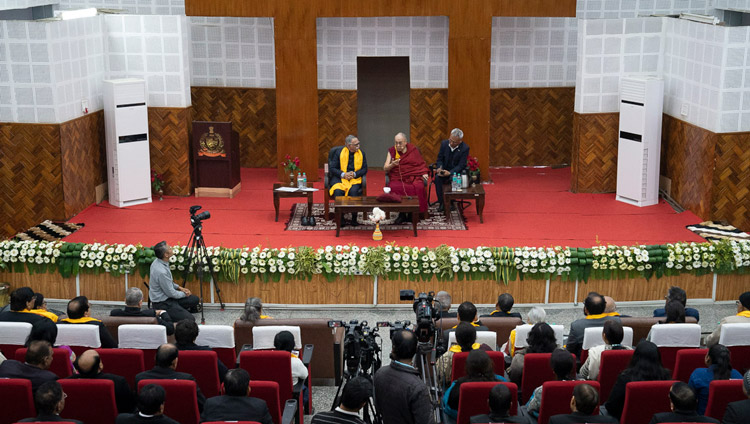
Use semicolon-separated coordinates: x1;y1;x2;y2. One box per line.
567;292;620;358
238;296;271;324
59;295;117;348
722;370;750;424
646;300;688;342
115;383;179;424
654;286;700;322
17;380;83;423
110;287;174;335
483;293;522;319
526;348;576;417
502;306;546;357
384;132;430;223
443;350;507;422
706;291;750;346
604;295;628;317
549;383;618;424
274;330;309;409
311;375;373;424
174;319;228;382
135;343;205;412
649;382;719;423
508;322;558;386
436;291;457;318
0;287;50;324
25;319;75;375
373;329;436;424
580;320;633;380
0;340;57;392
67;349;136;413
149;241;200;323
200;368;273;424
442;301;490;353
328;134;368;227
603;340;671;420
437;322;493;388
28;293;59;322
470;384;529;424
688;344;743;415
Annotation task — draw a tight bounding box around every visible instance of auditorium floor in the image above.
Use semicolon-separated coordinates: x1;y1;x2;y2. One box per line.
63;167;705;248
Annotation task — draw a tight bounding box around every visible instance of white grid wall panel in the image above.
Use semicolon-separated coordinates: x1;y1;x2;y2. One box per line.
189;17;275;88
56;0;185;15
50;16;106;123
0;20;57;123
576;0;711;19
316;17;449;90
104;14;190;107
715;0;750;10
719;25;750;132
490;17;578;88
1;0;59;11
574;17;664;114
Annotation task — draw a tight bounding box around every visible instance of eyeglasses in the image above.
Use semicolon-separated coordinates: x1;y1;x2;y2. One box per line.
737;300;741;306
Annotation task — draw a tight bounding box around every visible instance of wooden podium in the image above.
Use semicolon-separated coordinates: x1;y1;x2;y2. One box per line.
192;121;241;198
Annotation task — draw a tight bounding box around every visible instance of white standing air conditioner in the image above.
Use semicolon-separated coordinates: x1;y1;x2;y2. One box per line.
103;79;152;208
616;76;664;207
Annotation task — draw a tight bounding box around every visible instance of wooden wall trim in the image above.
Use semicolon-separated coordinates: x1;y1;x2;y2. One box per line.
60;111;106;218
570;112;619;193
148;107;193;196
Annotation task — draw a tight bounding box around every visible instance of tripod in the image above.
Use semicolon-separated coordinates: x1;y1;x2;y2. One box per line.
181;221;225;324
415;339;444;423
331;332;382;424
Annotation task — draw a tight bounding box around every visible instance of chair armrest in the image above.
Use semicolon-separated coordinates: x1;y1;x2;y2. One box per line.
292;379;305;397
302;344;314;366
281;399;298;424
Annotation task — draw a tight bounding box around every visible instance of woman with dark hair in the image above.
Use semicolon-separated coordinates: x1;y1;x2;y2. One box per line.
238;297;270;324
25;319;76;374
508;322;558;385
27;293;59;322
603;340;671;420
526;349;576;417
662;300;686;323
442;349;506;422
580;320;632;380
436;322;493;388
689;344;743;414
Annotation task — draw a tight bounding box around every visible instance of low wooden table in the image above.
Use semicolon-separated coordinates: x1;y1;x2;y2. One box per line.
273;182;315;222
443;184;485;223
334;196;420;237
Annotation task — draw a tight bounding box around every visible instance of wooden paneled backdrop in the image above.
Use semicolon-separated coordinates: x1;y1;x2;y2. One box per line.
570;112;619;193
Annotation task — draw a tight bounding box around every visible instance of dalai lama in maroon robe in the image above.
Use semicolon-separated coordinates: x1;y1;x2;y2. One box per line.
384;132;429;224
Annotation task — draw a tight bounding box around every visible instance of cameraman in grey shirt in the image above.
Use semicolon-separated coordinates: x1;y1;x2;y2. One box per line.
149;241;200;322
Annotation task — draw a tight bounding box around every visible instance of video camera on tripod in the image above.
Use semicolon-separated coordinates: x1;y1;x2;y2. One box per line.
189;205;211;231
328;320;382;378
375;320;411;340
400;289;443;344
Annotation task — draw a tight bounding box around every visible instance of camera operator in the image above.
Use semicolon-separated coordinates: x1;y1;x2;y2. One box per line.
149;241;200;322
441;301;489;354
373;329;436;424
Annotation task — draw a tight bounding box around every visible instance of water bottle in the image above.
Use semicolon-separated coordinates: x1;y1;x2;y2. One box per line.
302;172;307;188
452;173;458;191
461;170;468;189
296;173;302;188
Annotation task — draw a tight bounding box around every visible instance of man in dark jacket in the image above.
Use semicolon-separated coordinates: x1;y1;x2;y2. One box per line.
135;343;205;412
442;301;489;353
434;128;470;213
723;370;750;424
200;368;273;424
373;329;436;424
68;349;135;413
110;287;174;335
115;384;179;424
0;287;49;325
174;319;227;382
649;382;719;423
328;135;368;226
484;293;523;318
0;340;57;392
566;292;620;358
549;383;618;424
18;381;83;423
58;296;117;348
653;286;700;322
470;384;528;423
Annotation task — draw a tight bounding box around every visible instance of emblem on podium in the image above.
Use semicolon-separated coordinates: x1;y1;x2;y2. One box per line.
198;126;226;157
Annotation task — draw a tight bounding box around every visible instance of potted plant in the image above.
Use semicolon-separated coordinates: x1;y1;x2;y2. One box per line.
467;156;480;186
281;154;301;186
151;170;165;200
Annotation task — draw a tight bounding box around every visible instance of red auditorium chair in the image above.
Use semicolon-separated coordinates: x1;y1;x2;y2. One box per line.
671;348;708;382
59;379;118;424
704;379;745;422
537;381;600;424
247;381;282;424
451;351;505;381
14;347;72;378
176;350;221;398
96;348;145;389
520;353;556;403
194;324;236;369
202;422;262;424
0;378;35;424
648;323;701;371
138;379;200;424
0;322;32;359
55;324;101;356
118;324;167;370
619;380;677;424
597;349;634;402
240;350;305;424
456;382;518;424
719;323;750;373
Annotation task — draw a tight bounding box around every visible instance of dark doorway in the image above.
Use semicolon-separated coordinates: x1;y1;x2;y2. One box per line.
357;56;411;167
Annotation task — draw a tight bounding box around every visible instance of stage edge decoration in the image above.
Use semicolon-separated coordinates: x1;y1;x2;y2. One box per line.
0;240;749;285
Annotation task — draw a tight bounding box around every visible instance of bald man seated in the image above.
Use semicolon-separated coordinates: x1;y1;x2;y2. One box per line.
135;343;206;412
67;349;135;413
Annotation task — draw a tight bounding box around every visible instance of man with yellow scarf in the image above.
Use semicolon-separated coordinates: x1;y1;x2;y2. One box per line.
706;291;750;346
328;135;368;226
59;296;117;348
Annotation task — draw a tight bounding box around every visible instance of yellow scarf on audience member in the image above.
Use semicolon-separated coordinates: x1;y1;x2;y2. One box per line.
585;313;609;320
25;309;58;322
449;343;481;353
60;317;101;324
737;311;750;318
451;321;481;329
329;148;363;196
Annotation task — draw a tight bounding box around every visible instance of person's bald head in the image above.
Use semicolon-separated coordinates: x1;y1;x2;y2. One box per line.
74;349;102;376
604;296;616;313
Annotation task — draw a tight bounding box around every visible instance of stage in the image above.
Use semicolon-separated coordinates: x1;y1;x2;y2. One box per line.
63;167;705;249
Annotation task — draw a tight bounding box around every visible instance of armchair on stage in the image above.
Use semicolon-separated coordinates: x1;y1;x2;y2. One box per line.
192;121;241;198
324;148;367;220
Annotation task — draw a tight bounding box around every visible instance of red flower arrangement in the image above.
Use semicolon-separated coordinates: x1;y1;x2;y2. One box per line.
467;156;479;172
151;170;164;193
281;154;301;173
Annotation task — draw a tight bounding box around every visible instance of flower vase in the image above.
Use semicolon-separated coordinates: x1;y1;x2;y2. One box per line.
372;223;383;241
289;171;296;187
158;189;163;201
471;171;479;187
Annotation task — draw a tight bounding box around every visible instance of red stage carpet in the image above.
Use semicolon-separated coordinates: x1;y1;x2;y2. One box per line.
63;167;705;248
